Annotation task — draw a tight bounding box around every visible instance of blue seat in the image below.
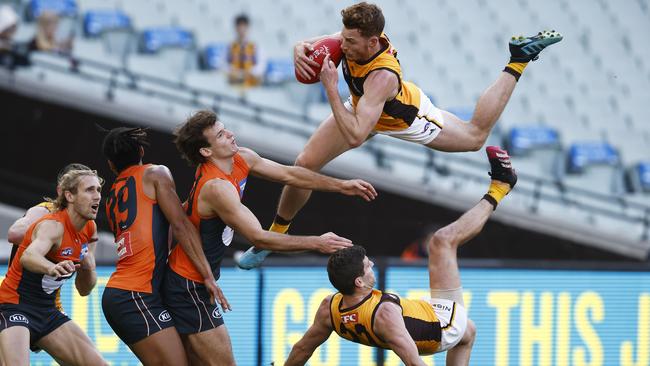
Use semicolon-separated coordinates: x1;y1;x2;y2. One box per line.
638;163;650;192
264;58;293;85
138;27;195;54
83;10;132;38
200;43;228;71
629;162;650;193
567;142;620;174
507;126;560;156
27;0;77;21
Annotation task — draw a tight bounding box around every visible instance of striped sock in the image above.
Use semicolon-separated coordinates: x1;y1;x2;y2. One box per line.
269;215;291;234
503;62;528;81
484;180;512;210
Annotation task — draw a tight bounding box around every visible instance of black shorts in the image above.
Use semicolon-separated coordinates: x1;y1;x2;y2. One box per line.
0;303;70;347
162;269;224;335
102;287;175;345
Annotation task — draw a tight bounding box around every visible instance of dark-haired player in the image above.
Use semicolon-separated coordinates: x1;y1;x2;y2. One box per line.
238;1;561;268
164;109;376;365
0;169;107;366
101;127;226;366
285;147;517;366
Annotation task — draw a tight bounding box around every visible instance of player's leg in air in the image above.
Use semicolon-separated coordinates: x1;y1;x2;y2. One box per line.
428;31;563;152
426;146;517;365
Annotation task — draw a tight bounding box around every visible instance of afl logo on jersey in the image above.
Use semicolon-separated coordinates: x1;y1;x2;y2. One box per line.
158;310;172;322
60;247;73;256
9;314;28;324
212;307;222;319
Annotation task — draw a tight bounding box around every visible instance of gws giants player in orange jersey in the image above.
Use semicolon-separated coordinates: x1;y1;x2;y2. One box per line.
0;169;107;366
7;163;94;316
101;127;227;366
164;110;376;365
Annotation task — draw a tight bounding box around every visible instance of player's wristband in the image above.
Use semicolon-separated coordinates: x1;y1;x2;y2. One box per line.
482;194;498;210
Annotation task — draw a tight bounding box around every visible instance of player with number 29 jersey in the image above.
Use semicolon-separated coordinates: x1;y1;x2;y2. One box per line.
105;164;170;293
102;164;174;346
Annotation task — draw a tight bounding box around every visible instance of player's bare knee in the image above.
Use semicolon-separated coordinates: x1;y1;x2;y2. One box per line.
294;152;319;171
468;133;487;152
465;122;489;151
462;319;477;346
347;137;365;149
428;227;456;253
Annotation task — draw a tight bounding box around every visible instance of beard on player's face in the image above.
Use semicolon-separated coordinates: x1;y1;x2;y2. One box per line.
341;28;379;63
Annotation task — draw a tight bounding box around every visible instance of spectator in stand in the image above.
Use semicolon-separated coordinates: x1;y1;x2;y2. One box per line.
0;5;19;67
28;11;73;54
0;5;17;49
227;14;264;87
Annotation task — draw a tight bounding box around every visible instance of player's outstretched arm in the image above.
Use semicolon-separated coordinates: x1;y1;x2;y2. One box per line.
145;165;228;309
321;55;395;147
374;302;427;366
285;296;334;366
239;148;377;201
20;220;76;277
204;179;352;253
7;205;49;245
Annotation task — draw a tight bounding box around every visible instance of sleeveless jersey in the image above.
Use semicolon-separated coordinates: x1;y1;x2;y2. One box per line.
330;289;443;354
168;154;249;283
105;164;170;294
7;201;92;312
0;209;94;307
342;33;429;132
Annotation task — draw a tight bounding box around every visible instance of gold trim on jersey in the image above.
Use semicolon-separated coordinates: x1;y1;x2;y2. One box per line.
417;112;444;130
341;33;423;132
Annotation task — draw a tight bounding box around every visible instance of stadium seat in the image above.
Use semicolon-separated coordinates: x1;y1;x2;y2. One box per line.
200;43;228;71
264;58;293;86
82;9;131;38
627;162;650;194
26;0;77;21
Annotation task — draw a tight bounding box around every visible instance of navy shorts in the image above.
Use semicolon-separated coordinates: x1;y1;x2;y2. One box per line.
102;287;175;345
0;303;70;347
162;269;224;335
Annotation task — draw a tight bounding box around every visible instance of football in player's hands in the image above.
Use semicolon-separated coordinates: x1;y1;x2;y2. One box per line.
295;37;343;84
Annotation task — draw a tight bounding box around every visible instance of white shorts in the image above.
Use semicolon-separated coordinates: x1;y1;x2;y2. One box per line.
428;298;468;352
344;88;445;145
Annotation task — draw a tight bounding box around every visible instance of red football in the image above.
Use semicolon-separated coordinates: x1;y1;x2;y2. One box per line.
295;37;343;84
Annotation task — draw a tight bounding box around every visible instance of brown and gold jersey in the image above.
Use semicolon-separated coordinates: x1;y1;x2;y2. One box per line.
330;289;444;355
341;33;424;132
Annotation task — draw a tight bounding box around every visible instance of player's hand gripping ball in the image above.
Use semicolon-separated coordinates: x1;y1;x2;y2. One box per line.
295;37;343;84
